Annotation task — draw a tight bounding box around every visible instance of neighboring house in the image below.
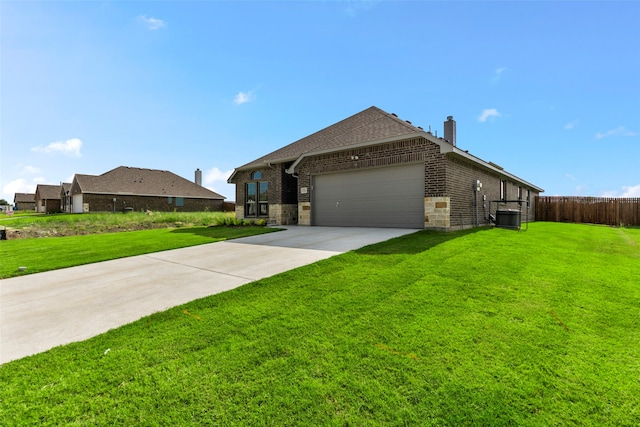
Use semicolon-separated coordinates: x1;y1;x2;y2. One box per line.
34;184;62;213
60;183;73;213
228;106;543;229
70;166;225;213
13;193;36;211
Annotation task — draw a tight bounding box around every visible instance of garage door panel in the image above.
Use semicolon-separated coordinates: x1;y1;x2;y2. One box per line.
313;164;424;228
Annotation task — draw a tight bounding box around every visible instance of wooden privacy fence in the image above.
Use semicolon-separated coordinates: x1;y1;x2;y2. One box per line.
535;196;640;226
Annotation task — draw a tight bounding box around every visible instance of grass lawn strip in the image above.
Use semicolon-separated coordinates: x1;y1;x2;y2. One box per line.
0;223;638;425
0;226;279;278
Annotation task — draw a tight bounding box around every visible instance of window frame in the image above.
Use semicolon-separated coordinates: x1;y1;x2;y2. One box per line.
500;180;508;202
245;171;268;218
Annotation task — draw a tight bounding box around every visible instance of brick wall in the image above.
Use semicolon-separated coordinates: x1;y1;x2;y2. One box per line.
296;137;445;202
80;194;223;213
233;136;539;228
233;164;298;223
445;156;537;228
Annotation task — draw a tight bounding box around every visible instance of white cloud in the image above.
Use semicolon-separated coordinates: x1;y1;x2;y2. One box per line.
343;0;379;16
21;165;42;175
3;178;37;197
233;91;255;105
31;138;82;157
202;167;234;199
564;120;579;130
595;126;637;139
602;184;640;198
204;167;233;185
139;15;166;30
492;67;507;83
478;108;501;123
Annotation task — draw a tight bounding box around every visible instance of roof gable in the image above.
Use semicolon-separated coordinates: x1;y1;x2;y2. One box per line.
74;166;225;199
236;106;421;170
14;193;35;203
35;184;62;200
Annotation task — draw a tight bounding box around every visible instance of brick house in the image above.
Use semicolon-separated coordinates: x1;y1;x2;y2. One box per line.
34;184;63;213
228;106;543;229
70;166;225;213
13;193;36;211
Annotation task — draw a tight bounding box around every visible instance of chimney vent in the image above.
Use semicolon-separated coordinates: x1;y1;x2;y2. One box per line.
195;168;202;186
444;116;456;146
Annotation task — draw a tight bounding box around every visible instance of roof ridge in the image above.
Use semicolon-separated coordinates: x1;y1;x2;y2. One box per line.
379;108;424;132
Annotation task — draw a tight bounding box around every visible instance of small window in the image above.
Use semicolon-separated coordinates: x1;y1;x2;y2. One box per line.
176;197;184;207
517;186;523;200
168;197;173;204
251;171;263;180
500;180;507;201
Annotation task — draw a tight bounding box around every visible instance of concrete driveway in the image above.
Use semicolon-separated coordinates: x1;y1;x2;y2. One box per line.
0;226;416;364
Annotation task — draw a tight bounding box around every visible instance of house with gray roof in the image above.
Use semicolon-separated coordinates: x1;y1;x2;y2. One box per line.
13;193;36;211
228;106;543;229
70;166;225;213
35;184;63;213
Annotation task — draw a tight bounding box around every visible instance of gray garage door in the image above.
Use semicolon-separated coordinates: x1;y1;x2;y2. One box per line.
313;163;424;228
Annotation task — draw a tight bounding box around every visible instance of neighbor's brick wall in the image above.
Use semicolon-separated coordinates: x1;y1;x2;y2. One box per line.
79;194;223;213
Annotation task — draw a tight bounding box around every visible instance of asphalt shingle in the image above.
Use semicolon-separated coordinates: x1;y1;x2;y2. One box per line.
236;106;421;170
74;167;225;199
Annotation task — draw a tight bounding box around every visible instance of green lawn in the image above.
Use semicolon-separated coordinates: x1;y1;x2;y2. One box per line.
1;222;638;425
0;226;278;278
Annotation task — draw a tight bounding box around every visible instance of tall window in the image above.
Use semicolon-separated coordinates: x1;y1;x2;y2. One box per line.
245;171;268;217
500;180;507;201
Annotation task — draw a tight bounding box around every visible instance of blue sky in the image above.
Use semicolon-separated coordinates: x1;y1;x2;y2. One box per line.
2;0;639;203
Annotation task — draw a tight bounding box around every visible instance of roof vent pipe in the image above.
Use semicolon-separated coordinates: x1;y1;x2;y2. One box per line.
444;116;456;146
195;168;202;186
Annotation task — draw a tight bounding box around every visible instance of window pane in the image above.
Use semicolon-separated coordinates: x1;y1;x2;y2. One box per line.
176;197;184;207
259;202;268;216
246;202;256;216
246;183;257;216
246;183;257;202
252;171;262;180
259;181;268;202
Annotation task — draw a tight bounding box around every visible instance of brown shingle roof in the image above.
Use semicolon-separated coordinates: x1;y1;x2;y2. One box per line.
14;193;35;203
236;106;422;170
74;166;225;199
35;184;62;200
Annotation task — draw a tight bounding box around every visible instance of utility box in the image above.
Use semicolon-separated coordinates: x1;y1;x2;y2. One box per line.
496;209;521;230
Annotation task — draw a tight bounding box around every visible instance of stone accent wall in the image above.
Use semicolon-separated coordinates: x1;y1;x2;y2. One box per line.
298;202;311;225
270;203;298;225
424;197;450;229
